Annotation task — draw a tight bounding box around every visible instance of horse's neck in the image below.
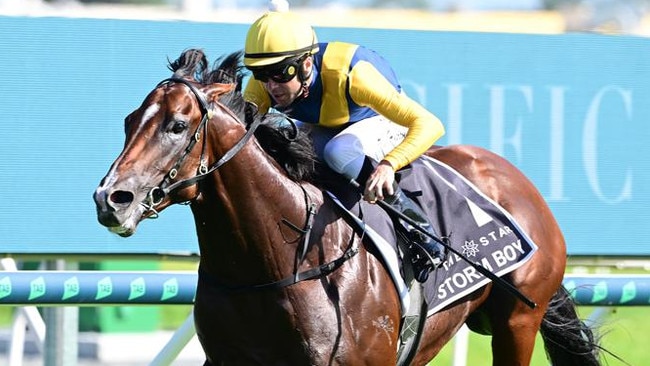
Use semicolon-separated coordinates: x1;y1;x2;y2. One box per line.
192;140;316;280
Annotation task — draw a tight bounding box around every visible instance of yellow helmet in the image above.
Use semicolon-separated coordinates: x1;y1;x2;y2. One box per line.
244;11;319;68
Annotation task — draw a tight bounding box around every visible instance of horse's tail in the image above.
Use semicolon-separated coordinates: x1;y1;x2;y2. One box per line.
539;286;601;366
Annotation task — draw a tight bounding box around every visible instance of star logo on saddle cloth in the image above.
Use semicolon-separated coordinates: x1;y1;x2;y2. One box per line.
461;240;480;257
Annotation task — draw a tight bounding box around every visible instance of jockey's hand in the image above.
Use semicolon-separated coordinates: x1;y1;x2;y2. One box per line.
364;160;396;203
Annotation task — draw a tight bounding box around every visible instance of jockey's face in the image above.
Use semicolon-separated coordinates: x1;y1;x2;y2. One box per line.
262;56;312;108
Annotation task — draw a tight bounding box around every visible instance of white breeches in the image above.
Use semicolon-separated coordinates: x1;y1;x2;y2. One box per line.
298;115;407;179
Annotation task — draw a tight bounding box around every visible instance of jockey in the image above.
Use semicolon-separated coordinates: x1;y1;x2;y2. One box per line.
243;10;446;283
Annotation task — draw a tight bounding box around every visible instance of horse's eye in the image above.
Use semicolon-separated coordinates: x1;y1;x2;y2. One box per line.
170;120;187;134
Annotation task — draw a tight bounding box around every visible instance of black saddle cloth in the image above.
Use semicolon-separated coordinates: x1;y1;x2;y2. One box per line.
322;156;538;316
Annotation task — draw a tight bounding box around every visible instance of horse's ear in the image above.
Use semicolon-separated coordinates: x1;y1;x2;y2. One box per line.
205;82;236;103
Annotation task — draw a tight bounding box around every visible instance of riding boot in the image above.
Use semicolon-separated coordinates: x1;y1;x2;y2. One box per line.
354;157;446;282
384;187;446;283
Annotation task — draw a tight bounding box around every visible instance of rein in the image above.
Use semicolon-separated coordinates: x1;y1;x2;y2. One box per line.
141;77;262;214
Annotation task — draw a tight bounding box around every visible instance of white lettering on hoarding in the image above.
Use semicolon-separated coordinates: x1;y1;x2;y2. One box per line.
403;81;636;205
487;85;530;163
583;86;633;204
548;86;567;202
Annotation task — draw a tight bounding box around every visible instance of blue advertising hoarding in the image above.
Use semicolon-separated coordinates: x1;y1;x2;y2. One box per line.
0;16;647;256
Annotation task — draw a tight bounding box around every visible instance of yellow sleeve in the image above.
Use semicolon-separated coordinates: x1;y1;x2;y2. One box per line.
243;78;272;114
348;61;445;171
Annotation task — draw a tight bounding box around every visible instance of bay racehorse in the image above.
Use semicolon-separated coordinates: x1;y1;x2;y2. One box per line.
93;49;603;365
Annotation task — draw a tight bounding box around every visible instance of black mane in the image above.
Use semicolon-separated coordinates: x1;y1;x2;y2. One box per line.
167;49;318;182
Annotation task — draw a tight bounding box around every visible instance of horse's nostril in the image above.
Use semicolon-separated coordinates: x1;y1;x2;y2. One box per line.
110;190;134;205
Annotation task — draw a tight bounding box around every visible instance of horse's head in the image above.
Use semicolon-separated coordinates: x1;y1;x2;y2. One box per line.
93;49;242;237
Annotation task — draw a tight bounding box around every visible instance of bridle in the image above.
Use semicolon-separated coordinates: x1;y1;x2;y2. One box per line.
140;77;262;217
